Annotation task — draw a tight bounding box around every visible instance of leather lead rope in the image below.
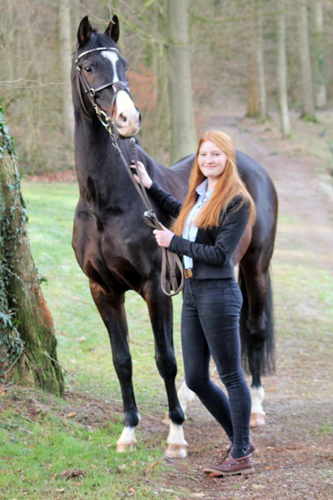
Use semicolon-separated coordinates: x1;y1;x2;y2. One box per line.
110;135;184;297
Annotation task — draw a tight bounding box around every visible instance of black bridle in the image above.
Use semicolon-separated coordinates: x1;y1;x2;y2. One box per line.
75;46;131;130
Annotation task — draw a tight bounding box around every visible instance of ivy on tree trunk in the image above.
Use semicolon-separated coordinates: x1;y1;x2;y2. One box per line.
0;107;64;395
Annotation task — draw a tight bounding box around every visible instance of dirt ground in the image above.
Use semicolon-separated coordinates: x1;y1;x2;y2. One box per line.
23;111;333;499
155;111;333;500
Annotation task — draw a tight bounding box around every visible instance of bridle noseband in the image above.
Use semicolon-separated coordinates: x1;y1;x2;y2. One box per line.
75;47;131;130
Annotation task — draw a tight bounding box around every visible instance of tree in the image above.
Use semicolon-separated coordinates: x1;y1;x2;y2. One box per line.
246;0;267;120
314;2;327;108
298;0;316;120
277;0;291;137
167;0;197;164
58;0;74;139
0;108;64;395
255;0;267;122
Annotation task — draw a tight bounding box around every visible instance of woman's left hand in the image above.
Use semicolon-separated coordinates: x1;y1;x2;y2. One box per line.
153;225;174;248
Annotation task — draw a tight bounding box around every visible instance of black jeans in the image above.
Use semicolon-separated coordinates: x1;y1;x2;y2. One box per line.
181;278;251;451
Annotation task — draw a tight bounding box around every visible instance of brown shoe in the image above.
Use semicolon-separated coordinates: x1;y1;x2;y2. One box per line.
249;438;258;455
203;439;257;475
203;453;254;477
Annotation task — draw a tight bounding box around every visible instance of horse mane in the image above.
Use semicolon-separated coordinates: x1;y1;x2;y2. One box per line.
82;30;117;51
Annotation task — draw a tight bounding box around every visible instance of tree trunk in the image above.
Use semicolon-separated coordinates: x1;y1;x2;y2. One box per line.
247;4;260;118
256;0;267;122
167;0;197;164
299;0;316;120
58;0;74;139
153;41;171;162
277;0;291;137
314;2;327;108
150;7;171;163
0;109;64;395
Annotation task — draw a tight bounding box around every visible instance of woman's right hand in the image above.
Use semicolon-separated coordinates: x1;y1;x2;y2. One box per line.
130;161;153;189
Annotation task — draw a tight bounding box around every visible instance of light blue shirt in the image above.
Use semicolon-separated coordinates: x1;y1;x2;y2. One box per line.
182;179;214;269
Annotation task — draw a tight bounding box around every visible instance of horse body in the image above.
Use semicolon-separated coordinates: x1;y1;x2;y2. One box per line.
71;16;278;455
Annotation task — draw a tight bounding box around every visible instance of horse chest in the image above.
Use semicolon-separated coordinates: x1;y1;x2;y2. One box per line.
73;209;155;290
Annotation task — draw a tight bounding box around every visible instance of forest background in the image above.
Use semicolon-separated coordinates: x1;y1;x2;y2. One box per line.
1;1;333;498
0;0;332;175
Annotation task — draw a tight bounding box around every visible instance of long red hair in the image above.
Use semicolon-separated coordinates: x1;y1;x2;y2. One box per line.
172;131;256;235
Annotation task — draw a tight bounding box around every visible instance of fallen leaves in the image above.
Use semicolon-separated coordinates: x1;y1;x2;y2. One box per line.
61;468;85;480
53;469;85;482
117;464;127;473
145;461;160;473
66;412;77;418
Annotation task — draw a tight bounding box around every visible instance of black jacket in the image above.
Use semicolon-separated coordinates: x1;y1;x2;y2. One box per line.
148;181;250;280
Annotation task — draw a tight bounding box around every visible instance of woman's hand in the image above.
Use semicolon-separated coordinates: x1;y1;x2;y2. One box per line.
130;161;153;189
153;224;174;248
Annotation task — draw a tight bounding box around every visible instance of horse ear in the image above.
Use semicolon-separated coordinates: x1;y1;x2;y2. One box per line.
78;16;92;47
105;15;120;43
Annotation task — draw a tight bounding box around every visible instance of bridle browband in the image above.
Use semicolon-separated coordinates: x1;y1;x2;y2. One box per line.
74;46;184;296
75;46;130;128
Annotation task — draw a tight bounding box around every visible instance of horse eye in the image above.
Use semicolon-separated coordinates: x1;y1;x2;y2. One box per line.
84;66;93;73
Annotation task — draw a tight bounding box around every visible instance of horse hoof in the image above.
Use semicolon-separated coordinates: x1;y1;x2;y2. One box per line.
116;442;137;453
162;412;170;426
165;443;188;459
250;413;265;428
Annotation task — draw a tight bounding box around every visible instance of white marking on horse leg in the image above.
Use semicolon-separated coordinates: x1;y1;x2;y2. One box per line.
165;422;188;458
178;379;196;417
250;386;266;427
116;426;137;452
251;386;265;415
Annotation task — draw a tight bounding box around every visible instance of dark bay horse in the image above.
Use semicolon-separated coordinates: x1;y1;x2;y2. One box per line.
71;16;278;457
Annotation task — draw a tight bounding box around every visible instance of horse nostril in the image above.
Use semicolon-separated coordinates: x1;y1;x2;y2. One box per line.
119;113;128;123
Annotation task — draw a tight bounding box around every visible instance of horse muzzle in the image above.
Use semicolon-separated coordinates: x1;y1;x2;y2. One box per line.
112;90;141;138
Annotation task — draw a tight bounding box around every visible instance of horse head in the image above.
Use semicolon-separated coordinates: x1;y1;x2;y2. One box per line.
73;16;141;138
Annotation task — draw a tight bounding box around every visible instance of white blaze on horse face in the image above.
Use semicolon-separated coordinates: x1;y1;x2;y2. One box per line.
115;90;140;136
101;50;140;137
101;50;119;82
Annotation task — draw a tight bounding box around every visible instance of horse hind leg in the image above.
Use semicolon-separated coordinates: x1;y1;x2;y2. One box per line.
239;264;275;428
178;379;197;417
89;281;140;452
144;282;187;458
161;379;195;427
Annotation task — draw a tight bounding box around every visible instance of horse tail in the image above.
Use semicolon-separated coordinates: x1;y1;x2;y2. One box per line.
238;266;275;376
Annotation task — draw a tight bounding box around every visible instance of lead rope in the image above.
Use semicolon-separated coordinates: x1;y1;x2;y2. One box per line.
109;133;184;297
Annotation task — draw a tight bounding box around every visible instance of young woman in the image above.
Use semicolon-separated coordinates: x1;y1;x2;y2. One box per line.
133;131;256;476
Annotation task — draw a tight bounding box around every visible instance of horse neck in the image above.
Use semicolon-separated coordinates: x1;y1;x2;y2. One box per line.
74;119;135;203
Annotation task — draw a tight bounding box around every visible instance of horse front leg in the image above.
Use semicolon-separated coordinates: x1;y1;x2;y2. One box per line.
143;282;187;458
239;262;275;428
89;281;140;451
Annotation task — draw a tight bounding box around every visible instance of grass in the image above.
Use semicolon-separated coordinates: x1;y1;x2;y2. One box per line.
0;390;178;499
0;181;185;500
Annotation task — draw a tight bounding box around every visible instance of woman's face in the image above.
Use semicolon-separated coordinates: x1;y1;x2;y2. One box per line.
198;140;227;184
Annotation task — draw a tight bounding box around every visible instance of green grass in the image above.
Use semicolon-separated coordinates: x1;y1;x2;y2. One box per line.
1;181;185;500
0;390;178;499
